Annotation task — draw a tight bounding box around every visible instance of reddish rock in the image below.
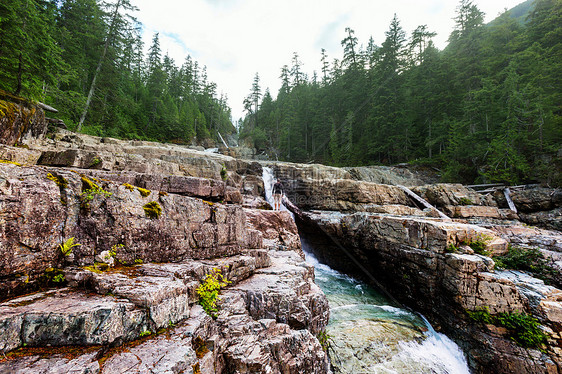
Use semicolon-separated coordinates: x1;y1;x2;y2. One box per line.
245;209;302;252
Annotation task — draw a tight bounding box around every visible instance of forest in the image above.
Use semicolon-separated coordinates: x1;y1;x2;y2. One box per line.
0;0;235;144
239;0;561;185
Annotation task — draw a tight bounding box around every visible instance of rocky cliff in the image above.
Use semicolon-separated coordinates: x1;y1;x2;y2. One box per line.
0;108;330;373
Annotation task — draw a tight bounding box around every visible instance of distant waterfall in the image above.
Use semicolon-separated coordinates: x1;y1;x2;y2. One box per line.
262;166;275;208
262;166;293;218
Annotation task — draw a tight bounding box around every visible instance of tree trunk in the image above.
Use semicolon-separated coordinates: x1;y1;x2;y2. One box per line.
77;0;123;132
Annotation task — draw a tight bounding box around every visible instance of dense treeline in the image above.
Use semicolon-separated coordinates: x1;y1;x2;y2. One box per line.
0;0;234;144
240;0;561;185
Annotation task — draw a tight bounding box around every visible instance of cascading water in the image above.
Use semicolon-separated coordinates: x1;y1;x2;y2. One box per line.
262;166;294;218
261;167;471;373
305;244;470;373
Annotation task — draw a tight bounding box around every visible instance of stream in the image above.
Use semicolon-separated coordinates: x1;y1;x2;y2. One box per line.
262;167;471;374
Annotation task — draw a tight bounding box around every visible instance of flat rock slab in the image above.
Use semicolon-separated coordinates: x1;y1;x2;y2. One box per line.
0;289;146;352
0;351;100;374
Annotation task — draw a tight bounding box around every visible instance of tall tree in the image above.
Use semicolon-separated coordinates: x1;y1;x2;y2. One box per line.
0;0;65;98
77;0;137;131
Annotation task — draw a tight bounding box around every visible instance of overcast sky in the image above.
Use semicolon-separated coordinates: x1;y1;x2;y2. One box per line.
132;0;525;122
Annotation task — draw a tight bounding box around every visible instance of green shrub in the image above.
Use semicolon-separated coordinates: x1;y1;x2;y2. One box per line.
467;307;547;350
445;243;458;253
42;268;66;285
80;176;112;208
493;246;559;287
467;234;491;256
494;246;552;273
196;268;230;318
467;306;494;324
317;330;332;352
496;312;548;349
220;165;228;181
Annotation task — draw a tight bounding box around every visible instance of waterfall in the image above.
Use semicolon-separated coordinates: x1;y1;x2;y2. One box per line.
262;166;275;208
262;166;294;218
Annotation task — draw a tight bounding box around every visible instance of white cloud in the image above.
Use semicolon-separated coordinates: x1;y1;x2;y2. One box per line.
133;0;525;122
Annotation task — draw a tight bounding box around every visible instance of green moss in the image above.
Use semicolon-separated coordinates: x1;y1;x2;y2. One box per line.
83;263;109;273
81;175;100;191
47;173;68;188
139;330;151;337
465;234;492;256
458;197;473;206
143;201;162;219
220;165;228;181
137;187;151;197
445;243;458;253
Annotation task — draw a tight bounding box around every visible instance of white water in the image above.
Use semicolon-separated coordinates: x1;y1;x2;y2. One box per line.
204;147;219;153
262;168;471;374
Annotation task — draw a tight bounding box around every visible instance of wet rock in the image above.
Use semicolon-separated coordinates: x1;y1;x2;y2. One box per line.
488;225;562;254
282;178;413;212
344;164;439;186
0;165;257;300
0;145;42;166
443;205;503;219
0;250;330;373
230;251;329;334
0;97;47;147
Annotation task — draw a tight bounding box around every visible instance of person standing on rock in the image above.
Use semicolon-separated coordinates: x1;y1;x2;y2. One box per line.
272;179;284;211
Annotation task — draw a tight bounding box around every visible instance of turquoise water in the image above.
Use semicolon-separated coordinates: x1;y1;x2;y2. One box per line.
304;248;471;374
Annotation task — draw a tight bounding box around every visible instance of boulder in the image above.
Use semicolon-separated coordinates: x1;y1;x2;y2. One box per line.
345;164;439;186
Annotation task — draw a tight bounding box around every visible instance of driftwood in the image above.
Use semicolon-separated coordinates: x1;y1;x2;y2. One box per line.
397;185;451;220
37;102;58;113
